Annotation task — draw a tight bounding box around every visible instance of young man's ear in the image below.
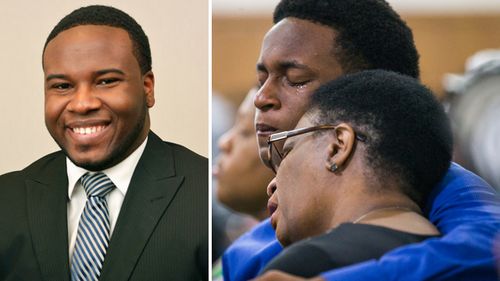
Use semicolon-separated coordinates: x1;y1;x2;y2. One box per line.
143;71;155;108
324;123;356;173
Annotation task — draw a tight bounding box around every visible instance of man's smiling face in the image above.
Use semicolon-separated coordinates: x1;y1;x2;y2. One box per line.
43;25;155;171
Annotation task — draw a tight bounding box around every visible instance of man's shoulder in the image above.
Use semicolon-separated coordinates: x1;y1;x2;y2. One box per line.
443;162;492;189
222;219;282;281
427;162;497;212
148;132;207;173
229;218;277;249
145;133;207;198
163;140;207;164
0;151;64;197
0;151;64;182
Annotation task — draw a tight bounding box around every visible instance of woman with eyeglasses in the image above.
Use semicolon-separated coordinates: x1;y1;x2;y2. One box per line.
259;70;453;278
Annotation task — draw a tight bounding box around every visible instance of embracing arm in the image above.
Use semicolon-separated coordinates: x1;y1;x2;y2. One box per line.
319;163;500;281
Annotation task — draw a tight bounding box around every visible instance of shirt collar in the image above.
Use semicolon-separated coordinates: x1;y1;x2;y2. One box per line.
67;137;148;199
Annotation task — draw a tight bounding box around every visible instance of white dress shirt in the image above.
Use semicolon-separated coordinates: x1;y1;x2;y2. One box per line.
66;137;148;259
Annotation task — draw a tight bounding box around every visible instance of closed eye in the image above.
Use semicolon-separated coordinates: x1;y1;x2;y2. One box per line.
257;71;268;89
284;77;310;89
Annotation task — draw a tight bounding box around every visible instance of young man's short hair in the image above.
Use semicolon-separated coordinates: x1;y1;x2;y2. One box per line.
44;5;151;74
274;0;419;79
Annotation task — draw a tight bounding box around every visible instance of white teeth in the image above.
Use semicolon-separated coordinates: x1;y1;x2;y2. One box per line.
72;126;105;135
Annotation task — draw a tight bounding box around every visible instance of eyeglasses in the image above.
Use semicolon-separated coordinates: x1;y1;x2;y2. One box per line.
266;125;367;174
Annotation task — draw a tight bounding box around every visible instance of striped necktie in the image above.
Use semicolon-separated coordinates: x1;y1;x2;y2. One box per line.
71;172;115;281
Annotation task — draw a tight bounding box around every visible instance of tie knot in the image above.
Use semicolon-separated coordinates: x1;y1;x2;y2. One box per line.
80;172;115;198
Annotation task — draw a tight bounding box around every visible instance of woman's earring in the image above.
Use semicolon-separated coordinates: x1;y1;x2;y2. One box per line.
329;163;338;172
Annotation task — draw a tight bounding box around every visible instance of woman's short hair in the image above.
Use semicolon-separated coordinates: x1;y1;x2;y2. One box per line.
310;70;452;207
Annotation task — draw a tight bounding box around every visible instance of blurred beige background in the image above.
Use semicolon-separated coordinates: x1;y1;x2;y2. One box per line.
213;0;500;105
0;0;208;174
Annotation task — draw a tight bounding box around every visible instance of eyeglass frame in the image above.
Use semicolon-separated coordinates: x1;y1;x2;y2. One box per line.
266;124;367;174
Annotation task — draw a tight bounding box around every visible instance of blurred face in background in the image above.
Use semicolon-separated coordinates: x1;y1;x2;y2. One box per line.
214;89;274;220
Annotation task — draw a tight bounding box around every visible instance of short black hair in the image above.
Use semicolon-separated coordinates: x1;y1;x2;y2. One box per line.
43;5;151;74
274;0;419;79
309;70;452;207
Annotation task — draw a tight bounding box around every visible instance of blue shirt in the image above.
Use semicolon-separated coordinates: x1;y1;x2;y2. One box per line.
222;163;500;281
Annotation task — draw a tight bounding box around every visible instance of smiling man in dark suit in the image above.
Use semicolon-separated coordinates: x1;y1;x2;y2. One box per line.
0;5;207;281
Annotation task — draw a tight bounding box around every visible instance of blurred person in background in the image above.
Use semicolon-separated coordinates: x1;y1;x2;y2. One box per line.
444;49;500;191
213;89;275;280
212;93;237;261
443;49;500;279
215;88;274;221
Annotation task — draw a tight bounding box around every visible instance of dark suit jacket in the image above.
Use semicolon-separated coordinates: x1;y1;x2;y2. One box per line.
0;132;208;281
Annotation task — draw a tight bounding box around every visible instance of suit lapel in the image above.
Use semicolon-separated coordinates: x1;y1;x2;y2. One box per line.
26;152;70;281
100;132;184;281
